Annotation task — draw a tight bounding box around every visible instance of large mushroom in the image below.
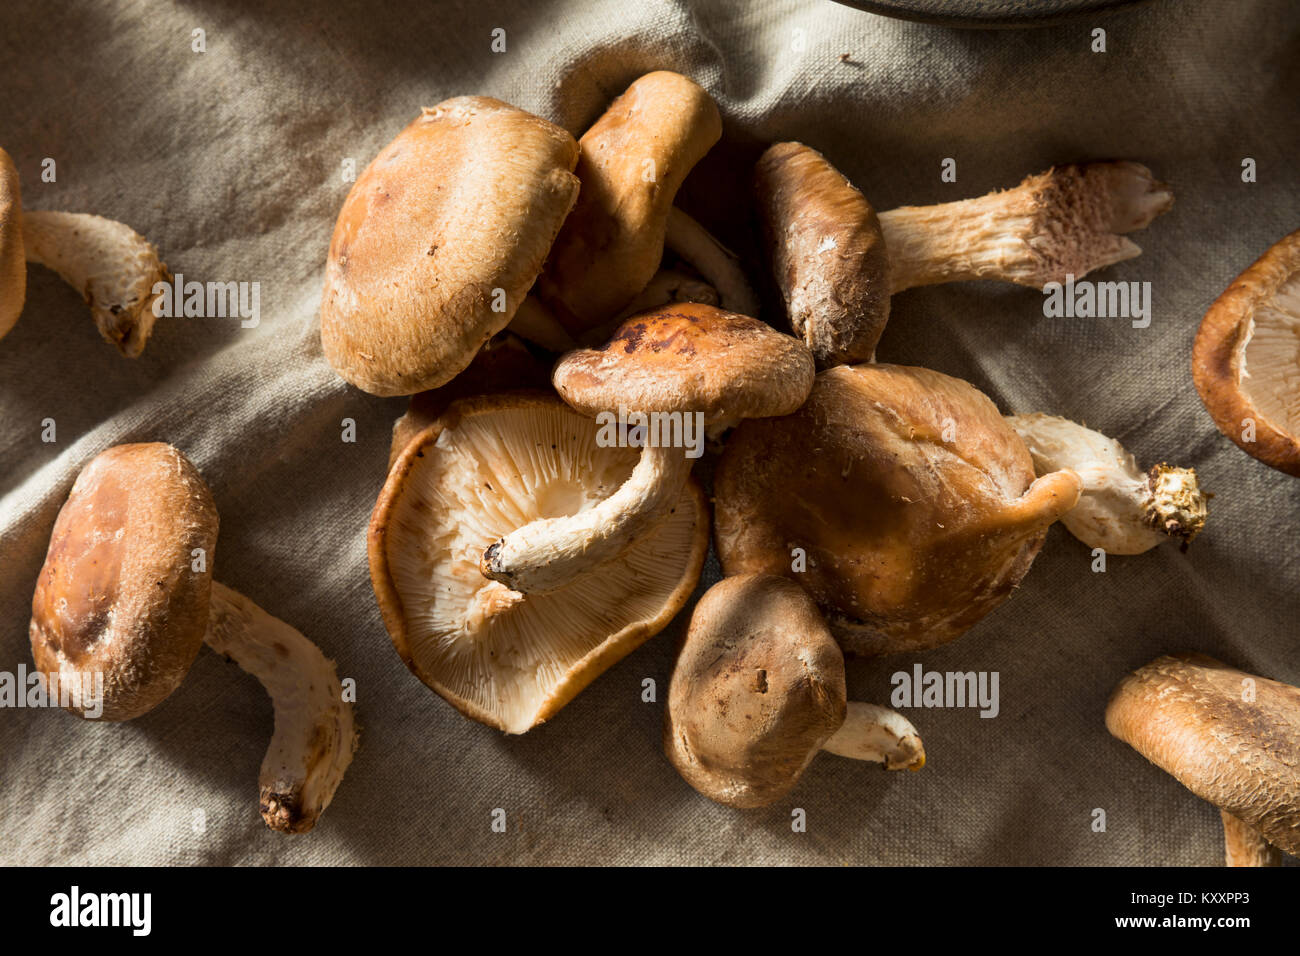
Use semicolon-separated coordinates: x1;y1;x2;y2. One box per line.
664;574;924;809
29;443;355;833
756;142;1173;367
1007;412;1209;554
714;363;1082;655
1192;228;1300;476
479;302;815;594
1106;653;1300;866
319;98;581;396
537;71;757;336
0;145;170;356
369;393;709;734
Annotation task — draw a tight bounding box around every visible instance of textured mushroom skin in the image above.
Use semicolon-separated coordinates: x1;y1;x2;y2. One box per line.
538;72;722;333
22;210;170;357
0;147;24;340
369;393;709;733
29;443;219;721
664;574;847;808
755;142;890;367
321;98;580;396
1106;653;1300;858
553;302;816;425
714;364;1082;655
1192;228;1300;477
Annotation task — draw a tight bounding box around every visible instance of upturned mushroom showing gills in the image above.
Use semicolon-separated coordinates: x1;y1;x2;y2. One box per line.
756;142;1173;367
29;443;356;834
1106;653;1300;866
319;98;581;396
665;574;924;809
479;302;815;594
1007;413;1209;554
1192;228;1300;477
0;145;170;356
369;393;709;734
537;71;757;336
714;363;1083;655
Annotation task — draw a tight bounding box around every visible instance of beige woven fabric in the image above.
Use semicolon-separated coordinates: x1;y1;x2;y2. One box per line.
1;0;1297;866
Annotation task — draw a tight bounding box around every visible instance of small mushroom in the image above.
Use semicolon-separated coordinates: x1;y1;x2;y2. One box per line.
0;146;170;356
320;98;581;396
29;443;356;833
714;363;1082;655
664;574;924;809
756;143;1172;366
1105;653;1300;866
369;393;709;733
1007;412;1209;554
1192;228;1300;476
537;72;755;333
479;303;815;593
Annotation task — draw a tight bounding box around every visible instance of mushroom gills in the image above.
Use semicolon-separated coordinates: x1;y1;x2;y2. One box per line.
205;582;357;834
1240;269;1300;436
379;398;706;734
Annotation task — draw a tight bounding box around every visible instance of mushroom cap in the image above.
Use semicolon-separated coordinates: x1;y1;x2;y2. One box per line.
29;443;219;721
714;363;1081;655
1192;228;1300;477
320;98;580;396
1106;653;1300;857
664;573;847;809
0;146;24;340
552;302;815;425
368;392;709;734
539;71;722;333
755;142;890;368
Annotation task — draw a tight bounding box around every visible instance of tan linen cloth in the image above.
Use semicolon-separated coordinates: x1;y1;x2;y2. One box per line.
1;0;1297;866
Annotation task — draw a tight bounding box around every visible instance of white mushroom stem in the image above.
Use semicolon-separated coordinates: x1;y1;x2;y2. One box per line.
508;294;577;352
1221;809;1282;867
878;162;1174;294
22;209;169;357
1007;412;1208;555
205;581;357;834
821;702;925;770
481;444;692;593
665;207;760;317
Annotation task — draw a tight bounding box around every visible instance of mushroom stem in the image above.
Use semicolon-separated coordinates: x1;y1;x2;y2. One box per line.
821;701;925;770
665;207;760;317
878;162;1173;294
22;209;169;357
1007;412;1208;554
480;444;692;593
508;294;576;352
1221;810;1282;867
204;582;357;834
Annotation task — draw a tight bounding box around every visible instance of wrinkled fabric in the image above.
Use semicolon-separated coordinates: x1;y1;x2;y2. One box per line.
1;0;1297;866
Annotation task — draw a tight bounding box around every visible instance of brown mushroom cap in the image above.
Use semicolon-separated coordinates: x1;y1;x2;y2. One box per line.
664;573;847;809
552;302;815;425
538;72;722;334
320;98;580;396
1192;228;1300;477
714;363;1081;655
755;142;890;368
1106;653;1300;857
29;443;219;721
369;392;709;733
0;146;24;340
